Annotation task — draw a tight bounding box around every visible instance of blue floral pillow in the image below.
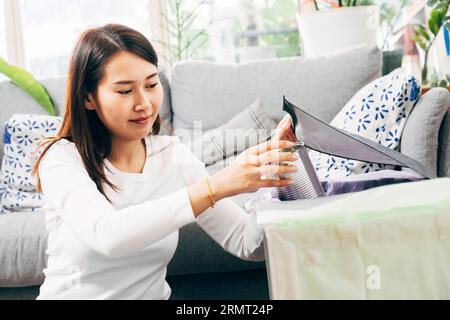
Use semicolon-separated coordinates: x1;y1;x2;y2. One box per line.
0;114;62;214
310;68;420;179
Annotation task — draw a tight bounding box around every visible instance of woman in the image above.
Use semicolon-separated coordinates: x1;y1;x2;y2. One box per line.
32;24;298;299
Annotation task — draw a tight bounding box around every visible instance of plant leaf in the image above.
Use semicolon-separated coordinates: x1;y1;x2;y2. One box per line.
438;79;448;87
412;35;428;50
0;57;55;115
415;25;431;41
428;9;442;36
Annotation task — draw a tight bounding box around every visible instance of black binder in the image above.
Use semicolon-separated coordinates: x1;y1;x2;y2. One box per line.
282;97;435;179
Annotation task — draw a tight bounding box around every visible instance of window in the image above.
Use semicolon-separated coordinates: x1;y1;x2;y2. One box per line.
2;0;426;73
163;0;299;64
0;0;6;81
0;0;7;59
229;0;300;61
19;0;155;78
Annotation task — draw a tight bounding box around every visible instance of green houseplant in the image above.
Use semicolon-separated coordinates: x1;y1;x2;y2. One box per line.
157;0;211;64
428;72;450;88
412;0;449;86
0;57;55;115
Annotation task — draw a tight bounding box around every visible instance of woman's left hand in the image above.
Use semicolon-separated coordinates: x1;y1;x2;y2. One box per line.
272;114;298;143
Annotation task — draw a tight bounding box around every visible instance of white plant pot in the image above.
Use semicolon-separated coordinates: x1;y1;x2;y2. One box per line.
215;48;237;63
238;46;278;63
296;5;380;57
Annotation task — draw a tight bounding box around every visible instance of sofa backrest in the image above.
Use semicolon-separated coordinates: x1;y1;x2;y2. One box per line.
0;77;66;161
170;44;382;132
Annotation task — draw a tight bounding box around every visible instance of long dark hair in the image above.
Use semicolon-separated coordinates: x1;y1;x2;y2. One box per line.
32;24;161;203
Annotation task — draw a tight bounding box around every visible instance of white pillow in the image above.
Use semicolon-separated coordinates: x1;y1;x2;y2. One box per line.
311;68;421;179
0;114;62;214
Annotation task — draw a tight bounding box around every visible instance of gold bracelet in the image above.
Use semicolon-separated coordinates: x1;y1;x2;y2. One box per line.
205;177;216;208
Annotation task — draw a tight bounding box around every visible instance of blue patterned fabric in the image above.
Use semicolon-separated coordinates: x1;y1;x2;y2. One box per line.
311;68;421;179
0;114;62;214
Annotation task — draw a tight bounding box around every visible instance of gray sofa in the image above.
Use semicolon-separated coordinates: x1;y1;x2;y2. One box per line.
0;44;449;300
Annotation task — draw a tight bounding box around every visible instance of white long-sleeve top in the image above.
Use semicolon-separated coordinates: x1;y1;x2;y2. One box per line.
36;135;265;300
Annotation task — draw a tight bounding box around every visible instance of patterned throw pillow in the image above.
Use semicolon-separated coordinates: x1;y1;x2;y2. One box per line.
311;68;421;179
0;114;62;214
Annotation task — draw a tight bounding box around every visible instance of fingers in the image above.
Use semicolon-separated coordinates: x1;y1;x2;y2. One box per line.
276;116;291;133
279;114;291;127
259;164;298;176
283;116;292;128
256;178;294;189
238;150;297;167
251;139;295;156
288;131;298;142
275;115;296;142
256;150;299;166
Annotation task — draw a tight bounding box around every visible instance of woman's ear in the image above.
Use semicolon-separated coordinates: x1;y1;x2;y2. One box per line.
85;93;96;111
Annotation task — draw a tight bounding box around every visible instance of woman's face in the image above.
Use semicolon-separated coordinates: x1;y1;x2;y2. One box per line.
85;51;163;142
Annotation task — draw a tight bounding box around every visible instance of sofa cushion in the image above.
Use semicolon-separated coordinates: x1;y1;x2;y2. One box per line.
401;88;450;177
311;69;421;179
0;211;47;287
183;98;277;166
170;44;382;132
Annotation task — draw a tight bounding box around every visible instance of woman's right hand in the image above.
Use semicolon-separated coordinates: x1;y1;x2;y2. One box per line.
209;140;299;200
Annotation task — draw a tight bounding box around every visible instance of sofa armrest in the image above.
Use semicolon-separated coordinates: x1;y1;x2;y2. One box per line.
401;88;450;177
0;212;47;287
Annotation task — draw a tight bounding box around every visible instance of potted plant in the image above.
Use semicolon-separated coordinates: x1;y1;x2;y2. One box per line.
411;0;449;92
0;57;55;115
296;0;380;57
155;0;211;65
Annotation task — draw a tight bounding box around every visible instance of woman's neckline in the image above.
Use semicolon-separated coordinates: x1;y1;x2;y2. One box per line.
104;137;150;177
